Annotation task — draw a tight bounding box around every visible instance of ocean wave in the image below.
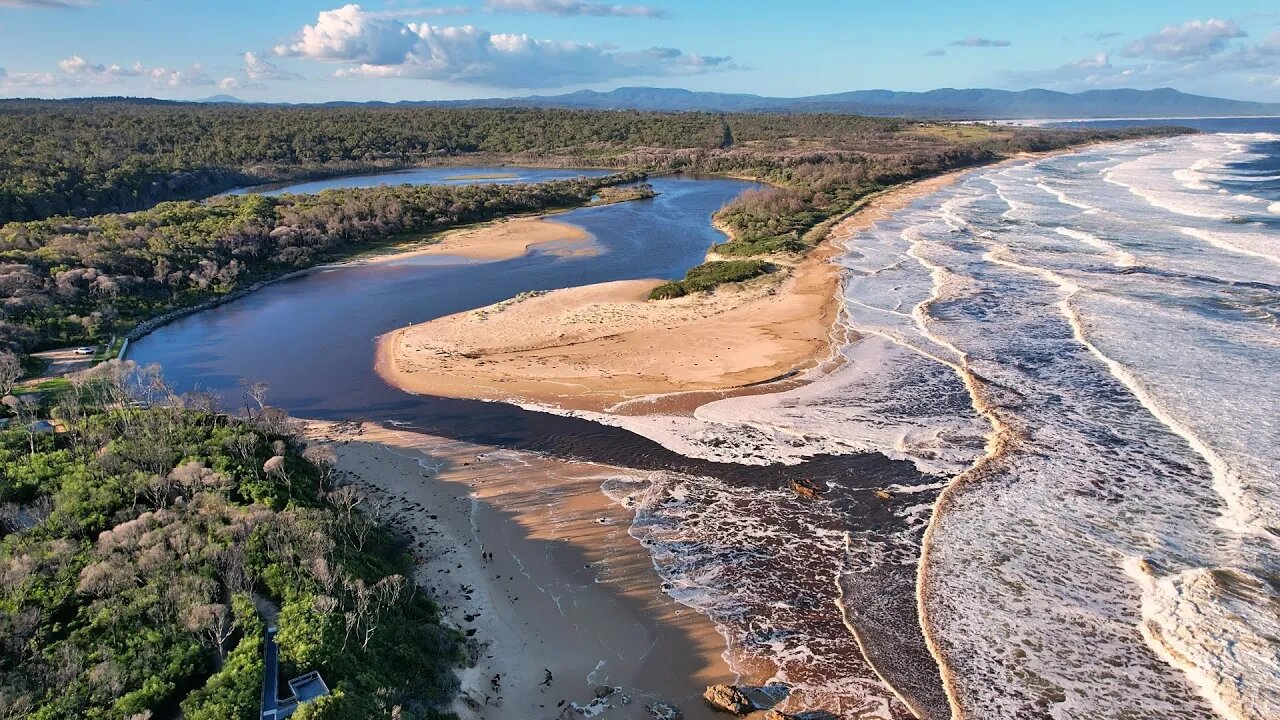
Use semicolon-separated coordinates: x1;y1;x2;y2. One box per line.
1125;559;1280;720
601;472;917;717
908;136;1279;718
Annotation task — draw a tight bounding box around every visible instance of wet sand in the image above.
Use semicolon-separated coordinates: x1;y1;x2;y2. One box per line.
303;420;742;720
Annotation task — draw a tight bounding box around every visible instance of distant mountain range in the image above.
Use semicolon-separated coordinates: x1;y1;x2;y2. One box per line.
207;86;1280;119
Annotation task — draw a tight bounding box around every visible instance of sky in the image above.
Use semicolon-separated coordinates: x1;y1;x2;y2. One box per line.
1;1;1279;103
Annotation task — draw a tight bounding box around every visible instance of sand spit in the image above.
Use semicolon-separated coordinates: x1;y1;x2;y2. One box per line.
303;420;742;720
365;217;596;264
375;171;970;416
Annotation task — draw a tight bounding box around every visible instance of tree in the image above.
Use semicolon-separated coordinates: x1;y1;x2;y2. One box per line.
185;603;237;662
0;352;21;396
302;445;337;495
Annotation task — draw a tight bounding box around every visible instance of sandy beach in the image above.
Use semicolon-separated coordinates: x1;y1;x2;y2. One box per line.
365;216;597;264
303;420;744;720
374;171;967;414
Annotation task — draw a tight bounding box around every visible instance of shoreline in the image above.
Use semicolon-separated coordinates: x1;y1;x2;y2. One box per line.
302;420;744;720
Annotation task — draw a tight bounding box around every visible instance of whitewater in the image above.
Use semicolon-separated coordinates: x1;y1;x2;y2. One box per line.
581;129;1280;719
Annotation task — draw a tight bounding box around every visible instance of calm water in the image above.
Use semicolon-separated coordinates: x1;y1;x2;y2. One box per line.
134;173;757;441
222;166;611;197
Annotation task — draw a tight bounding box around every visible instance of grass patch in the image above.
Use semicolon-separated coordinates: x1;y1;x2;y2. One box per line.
712;233;808;257
649;260;770;300
20;377;73;393
909;123;1008;142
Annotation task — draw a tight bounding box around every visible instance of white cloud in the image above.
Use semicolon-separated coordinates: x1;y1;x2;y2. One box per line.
274;4;421;65
1121;18;1246;60
0;70;64;87
951;36;1011;48
924;49;946;57
276;4;731;88
244;52;302;81
218;76;264;92
58;55;142;78
1076;52;1110;69
482;0;666;18
147;65;215;88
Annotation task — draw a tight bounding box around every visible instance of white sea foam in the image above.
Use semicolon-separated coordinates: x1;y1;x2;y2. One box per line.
1125;558;1280;720
600;472;912;717
1180;226;1280;266
916;134;1280;720
513;132;1280;719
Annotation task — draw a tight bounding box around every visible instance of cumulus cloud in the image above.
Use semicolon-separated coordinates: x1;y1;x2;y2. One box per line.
482;0;666;18
0;70;63;87
243;52;302;81
213;52;302;93
276;4;731;88
218;76;264;92
1007;18;1280;97
1121;18;1245;60
58;55;143;78
951;36;1011;48
1075;52;1111;69
147;65;215;88
275;5;421;65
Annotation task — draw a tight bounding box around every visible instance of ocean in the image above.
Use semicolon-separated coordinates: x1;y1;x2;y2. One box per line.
598;120;1279;718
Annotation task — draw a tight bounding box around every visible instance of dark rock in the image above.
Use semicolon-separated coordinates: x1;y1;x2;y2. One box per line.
703;685;752;715
788;477;823;499
593;685;616;699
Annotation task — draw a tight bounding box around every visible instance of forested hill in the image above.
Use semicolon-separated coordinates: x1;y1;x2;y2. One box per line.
401;87;1280;119
0;100;1191;225
0;101;722;223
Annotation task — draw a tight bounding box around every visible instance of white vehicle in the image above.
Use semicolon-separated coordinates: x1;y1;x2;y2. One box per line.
73;346;96;356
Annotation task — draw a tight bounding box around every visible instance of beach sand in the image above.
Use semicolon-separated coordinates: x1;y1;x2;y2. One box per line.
374;171;966;414
303;420;743;720
365;216;596;264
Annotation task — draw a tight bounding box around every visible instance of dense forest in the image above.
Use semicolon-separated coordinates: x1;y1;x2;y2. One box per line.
0;101;725;222
0;172;641;352
0;364;461;719
0;100;1190;224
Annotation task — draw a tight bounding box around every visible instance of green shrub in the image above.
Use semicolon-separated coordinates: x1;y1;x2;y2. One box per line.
712;233;807;257
648;282;687;300
680;260;769;293
649;260;770;300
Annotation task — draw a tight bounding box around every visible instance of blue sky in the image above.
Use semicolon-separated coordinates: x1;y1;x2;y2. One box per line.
1;1;1278;102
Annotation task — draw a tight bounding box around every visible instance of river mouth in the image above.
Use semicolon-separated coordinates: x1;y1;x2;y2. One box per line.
130;169;946;717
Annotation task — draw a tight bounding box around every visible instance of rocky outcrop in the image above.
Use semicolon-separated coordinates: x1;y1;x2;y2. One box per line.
703;685;753;715
788;477;823;499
